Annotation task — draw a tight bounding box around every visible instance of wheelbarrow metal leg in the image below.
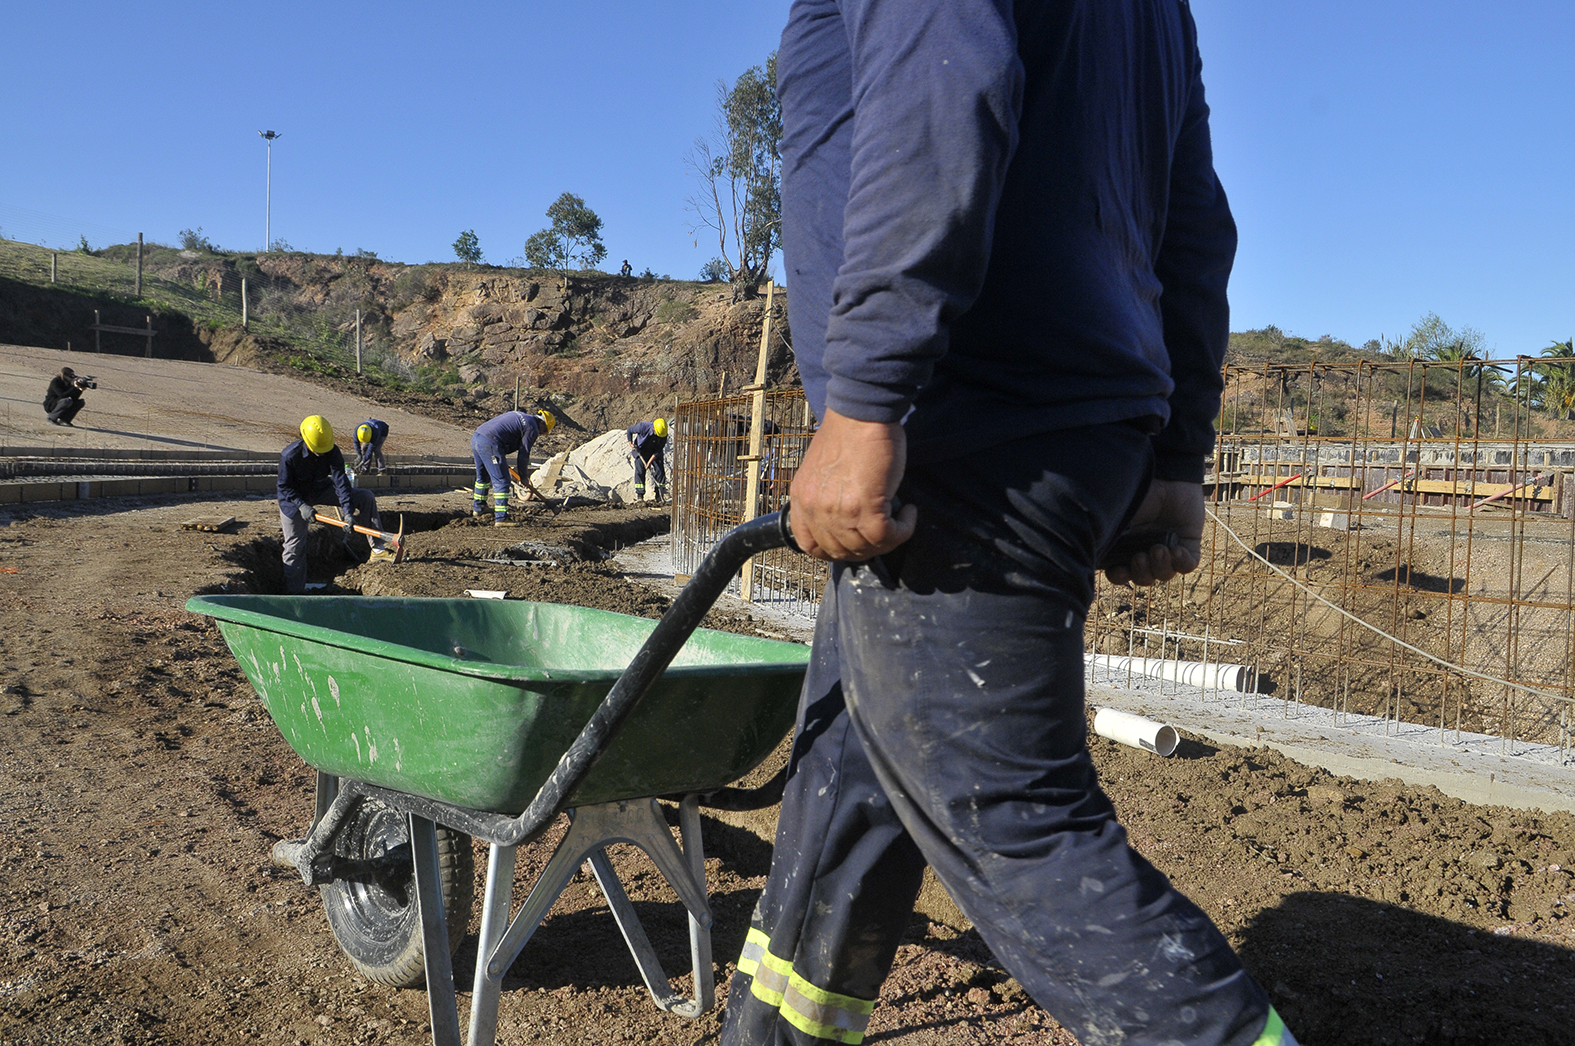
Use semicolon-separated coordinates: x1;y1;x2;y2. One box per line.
410;813;462;1046
480;815;603;979
466;843;518;1046
679;796;715;1015
588;846;688;1012
475;799;717;1022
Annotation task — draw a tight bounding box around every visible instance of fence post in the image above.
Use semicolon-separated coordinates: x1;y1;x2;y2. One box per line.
355;309;362;374
739;280;775;602
94;309;101;353
51;252;57;284
241;279;248;329
135;232;143;298
145;315;153;358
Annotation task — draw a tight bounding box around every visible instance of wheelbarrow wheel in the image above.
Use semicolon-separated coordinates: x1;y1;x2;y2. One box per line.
319;798;475;989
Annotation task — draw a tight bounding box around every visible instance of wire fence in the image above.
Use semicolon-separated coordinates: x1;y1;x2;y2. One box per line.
1089;356;1575;758
0;229;429;382
670;389;825;616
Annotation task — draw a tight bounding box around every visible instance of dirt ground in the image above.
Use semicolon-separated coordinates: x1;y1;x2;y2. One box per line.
5;491;1575;1046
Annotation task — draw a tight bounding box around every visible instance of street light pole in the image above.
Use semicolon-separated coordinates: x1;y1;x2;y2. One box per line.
258;130;281;251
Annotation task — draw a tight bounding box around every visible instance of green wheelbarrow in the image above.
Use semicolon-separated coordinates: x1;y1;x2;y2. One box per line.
187;511;808;1046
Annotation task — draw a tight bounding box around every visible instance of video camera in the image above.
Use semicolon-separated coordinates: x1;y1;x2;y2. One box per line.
76;375;98;390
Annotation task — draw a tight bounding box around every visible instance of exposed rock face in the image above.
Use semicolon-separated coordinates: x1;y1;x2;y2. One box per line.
377;271;798;436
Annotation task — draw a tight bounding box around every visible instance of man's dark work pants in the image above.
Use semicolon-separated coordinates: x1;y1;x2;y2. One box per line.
721;423;1273;1046
47;397;84;425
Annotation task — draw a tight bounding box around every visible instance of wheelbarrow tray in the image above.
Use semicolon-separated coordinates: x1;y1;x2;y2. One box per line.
185;594;809;813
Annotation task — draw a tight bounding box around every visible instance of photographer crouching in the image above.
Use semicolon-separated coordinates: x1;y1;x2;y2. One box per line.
43;366;95;427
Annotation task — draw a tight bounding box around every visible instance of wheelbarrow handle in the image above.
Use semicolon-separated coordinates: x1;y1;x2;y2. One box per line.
506;508;799;845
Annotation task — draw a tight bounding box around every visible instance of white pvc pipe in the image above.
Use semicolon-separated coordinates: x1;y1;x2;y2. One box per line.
1092;708;1179;757
1084;653;1256;693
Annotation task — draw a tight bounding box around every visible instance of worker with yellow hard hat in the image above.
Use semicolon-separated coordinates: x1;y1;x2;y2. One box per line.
625;417;669;503
277;416;392;593
353;419;389;474
471;408;555;525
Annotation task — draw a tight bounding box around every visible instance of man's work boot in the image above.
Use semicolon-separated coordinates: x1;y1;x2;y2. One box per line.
368;546;397;564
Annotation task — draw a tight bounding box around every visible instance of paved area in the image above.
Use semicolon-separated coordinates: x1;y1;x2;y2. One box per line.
1;343;472;458
1090;671;1575;815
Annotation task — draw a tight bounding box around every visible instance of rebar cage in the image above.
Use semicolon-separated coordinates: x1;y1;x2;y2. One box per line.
1088;356;1575;757
672;357;1575;758
670;391;826;616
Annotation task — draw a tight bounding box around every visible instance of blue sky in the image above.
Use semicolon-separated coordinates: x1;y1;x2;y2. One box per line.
2;1;1571;355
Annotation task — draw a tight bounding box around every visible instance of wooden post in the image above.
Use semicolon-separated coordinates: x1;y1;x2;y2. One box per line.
241;278;248;329
94;310;101;353
144;315;154;358
50;252;57;283
739;280;775;602
135;233;143;298
355;309;363;374
515;373;521;410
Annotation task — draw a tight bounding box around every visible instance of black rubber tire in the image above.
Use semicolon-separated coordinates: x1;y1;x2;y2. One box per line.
319;798;475;989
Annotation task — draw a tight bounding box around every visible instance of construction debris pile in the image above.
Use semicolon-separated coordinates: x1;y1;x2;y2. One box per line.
530;429;672;505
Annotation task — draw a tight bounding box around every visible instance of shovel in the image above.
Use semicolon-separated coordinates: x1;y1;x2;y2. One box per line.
314;510;406;564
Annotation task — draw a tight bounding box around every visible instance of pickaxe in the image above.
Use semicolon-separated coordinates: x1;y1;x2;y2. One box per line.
507;469;563;519
314;510;406;563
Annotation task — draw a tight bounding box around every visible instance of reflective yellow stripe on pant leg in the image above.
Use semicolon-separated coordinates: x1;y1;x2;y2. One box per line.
777;969;874;1044
737;927;771;979
748;946;790;1009
739;931;875;1044
1252;1006;1291;1046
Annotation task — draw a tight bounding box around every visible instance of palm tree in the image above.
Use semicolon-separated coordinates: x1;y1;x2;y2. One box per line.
1530;339;1575;418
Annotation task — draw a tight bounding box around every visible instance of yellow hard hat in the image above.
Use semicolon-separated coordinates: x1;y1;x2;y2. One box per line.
356;423;373;444
653;417;668;438
535;409;556;434
300;415;334;454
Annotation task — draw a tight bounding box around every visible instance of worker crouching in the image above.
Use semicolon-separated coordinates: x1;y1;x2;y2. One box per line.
278;415;391;594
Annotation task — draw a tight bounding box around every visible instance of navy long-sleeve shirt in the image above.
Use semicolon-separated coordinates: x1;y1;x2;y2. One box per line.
277;439;355;521
354;418;389;461
473;411;546;477
777;0;1235;481
625;422;667;458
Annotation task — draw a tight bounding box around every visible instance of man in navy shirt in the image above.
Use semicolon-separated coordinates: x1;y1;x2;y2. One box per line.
624;417;668;502
721;3;1295;1046
277;415;389;594
471;409;554;525
353;419;390;473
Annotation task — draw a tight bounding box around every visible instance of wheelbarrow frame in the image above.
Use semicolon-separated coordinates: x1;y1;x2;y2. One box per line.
265;509;801;1046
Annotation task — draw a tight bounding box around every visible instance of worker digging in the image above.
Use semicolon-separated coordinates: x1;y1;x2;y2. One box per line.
471;407;554;526
277;415;396;595
625;416;669;503
719;2;1298;1046
353;418;390;474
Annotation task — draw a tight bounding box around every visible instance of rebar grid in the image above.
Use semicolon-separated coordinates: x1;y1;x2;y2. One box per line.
1088;357;1575;755
670;391;825;615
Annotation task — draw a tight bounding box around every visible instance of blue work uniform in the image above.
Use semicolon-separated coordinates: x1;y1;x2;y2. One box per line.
625;422;668;497
276;439;381;595
471;411;546;520
720;3;1293;1046
353;418;389;472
